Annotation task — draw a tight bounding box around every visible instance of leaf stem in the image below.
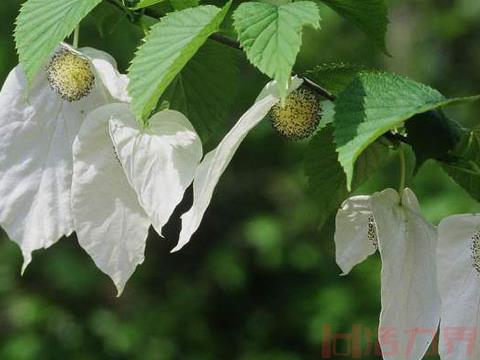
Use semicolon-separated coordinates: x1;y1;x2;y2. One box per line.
398;145;406;194
73;26;80;48
209;33;336;101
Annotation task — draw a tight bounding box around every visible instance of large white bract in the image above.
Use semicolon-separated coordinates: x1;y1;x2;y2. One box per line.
109;109;203;237
335;188;440;360
437;215;480;359
71;103;150;296
0;44;129;272
175;77;303;252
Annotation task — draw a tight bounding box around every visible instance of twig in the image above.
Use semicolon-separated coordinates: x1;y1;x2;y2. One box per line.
103;1;409;144
209;34;336;101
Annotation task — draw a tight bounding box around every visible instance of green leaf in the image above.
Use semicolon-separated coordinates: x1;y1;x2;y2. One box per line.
169;0;199;11
305;126;389;230
161;40;239;143
405;110;462;169
399;142;417;186
14;0;101;83
128;2;231;124
440;129;480;201
233;1;320;99
305;63;365;96
319;0;389;54
334;71;480;189
132;0;166;9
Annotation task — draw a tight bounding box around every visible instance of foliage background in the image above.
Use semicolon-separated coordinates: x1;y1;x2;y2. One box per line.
0;0;479;359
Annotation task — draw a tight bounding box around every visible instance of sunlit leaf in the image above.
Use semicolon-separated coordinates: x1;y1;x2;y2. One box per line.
14;0;101;82
128;2;231;124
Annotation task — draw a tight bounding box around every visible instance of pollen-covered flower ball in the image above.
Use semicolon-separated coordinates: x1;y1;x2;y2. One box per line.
46;45;95;101
269;87;321;140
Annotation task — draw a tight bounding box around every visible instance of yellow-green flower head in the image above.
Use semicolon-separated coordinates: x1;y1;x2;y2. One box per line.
270;88;321;140
46;45;95;102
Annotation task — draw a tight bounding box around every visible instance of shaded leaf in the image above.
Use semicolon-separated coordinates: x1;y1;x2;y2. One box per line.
161;40;239;143
319;0;389;53
441;128;480;201
169;0;199;11
305;63;365;96
334;71;480;189
305;126;389;230
405;110;462;169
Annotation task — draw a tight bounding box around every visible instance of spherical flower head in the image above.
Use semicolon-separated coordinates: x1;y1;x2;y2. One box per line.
46;45;95;102
269;88;321;140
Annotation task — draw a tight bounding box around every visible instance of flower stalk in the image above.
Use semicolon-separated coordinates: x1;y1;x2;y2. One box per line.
398;145;406;195
73;26;80;49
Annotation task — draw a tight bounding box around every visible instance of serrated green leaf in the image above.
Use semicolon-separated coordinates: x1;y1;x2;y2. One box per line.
440;129;480;201
233;1;320;99
334;71;480;189
305;126;389;230
305;63;365;96
405;110;462;169
128;2;231;124
319;0;389;54
14;0;101;83
161;40;239;144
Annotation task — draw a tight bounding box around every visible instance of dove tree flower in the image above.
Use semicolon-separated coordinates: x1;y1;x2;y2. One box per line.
335;188;440;360
174;77;303;252
437;215;480;359
0;43;129;272
72;102;202;294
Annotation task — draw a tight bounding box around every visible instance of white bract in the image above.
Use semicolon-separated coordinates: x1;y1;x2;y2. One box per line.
72;102;202;294
334;188;440;360
109;109;202;237
175;77;303;252
437;215;480;360
71;103;150;296
0;43;129;272
335;195;378;275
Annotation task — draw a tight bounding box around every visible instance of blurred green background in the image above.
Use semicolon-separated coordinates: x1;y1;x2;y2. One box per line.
0;0;480;359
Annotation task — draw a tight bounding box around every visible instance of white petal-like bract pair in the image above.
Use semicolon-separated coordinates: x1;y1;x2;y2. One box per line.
335;188;440;360
73;104;202;295
0;45;129;273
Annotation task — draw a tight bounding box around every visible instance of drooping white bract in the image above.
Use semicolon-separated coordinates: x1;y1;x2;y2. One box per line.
73;102;202;294
109;109;203;237
437;215;480;359
335;195;378;275
0;44;129;272
174;77;303;252
373;188;440;360
71;103;150;296
334;188;440;360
